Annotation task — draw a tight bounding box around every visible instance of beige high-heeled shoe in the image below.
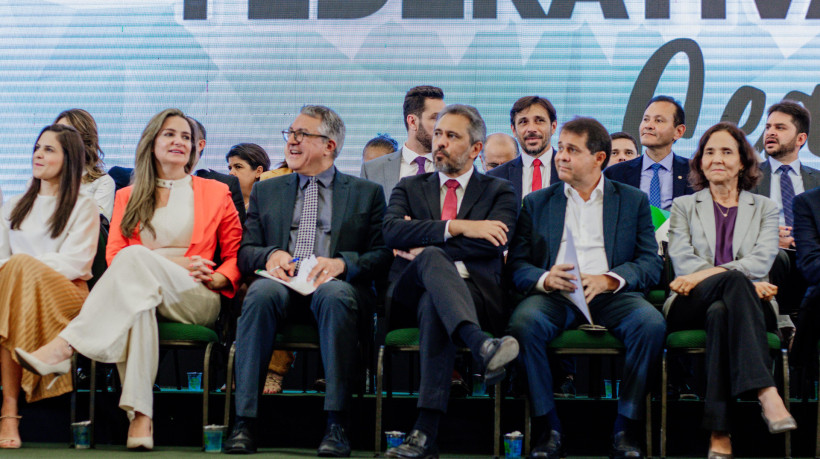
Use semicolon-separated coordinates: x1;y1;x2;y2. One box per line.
126;420;153;451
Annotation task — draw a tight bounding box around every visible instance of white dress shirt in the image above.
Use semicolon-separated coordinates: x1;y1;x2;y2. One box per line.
535;176;625;293
521;148;553;198
399;144;435;178
768;156;805;226
80;173;116;221
439;167;473;278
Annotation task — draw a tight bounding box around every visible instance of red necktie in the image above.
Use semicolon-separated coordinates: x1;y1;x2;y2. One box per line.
441;179;459;220
532;158;543;192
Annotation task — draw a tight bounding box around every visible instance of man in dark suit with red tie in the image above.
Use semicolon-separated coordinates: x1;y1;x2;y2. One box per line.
382;104;520;458
487;96;561;202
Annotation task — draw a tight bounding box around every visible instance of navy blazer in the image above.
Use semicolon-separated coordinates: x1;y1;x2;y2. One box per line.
239;169;392;291
383;171;519;334
603;153;694;202
487;150;561;203
507;178;662;295
794;187;820;296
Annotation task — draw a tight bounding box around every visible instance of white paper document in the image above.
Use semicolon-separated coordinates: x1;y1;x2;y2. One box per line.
560;229;594;325
255;254;329;296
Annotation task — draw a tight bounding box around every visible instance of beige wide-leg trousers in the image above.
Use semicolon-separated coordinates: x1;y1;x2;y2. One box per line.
60;245;220;419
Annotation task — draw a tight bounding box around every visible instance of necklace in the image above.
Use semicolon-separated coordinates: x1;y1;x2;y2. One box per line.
714;201;733;218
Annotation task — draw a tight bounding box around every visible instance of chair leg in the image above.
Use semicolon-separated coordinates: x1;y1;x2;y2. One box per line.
660;349;667;459
375;346;384;457
524;395;531;456
225;342;236;429
781;349;791;459
202;342;214;450
70;354;78;448
89;360;96;449
494;383;501;458
173;349;182;390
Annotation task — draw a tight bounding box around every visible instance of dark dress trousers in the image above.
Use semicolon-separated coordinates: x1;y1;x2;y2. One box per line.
791;187;820;367
603;153;694;200
234;170;391;417
486;150;561;204
750;160;820;316
382;171;518;412
506;179;665;420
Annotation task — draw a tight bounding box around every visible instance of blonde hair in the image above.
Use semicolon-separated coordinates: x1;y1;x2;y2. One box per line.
54;108;106;184
120;108;197;238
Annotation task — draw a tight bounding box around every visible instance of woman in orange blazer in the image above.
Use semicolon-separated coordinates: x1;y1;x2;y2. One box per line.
17;109;241;451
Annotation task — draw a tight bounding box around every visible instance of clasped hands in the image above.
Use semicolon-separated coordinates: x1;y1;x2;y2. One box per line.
181;255;229;290
670;271;777;301
266;250;345;286
543;263;619;303
394;215;509;261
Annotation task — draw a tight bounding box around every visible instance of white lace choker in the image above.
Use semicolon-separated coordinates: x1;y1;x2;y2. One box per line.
156;175;191;189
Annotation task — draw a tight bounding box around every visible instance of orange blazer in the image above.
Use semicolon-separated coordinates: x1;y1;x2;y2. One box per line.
106;175;242;297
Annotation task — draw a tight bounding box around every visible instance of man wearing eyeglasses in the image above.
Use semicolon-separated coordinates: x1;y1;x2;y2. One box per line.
225;105;392;456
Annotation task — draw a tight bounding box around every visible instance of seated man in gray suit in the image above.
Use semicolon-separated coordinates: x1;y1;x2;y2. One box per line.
751;100;820;323
224;105;392;456
360;85;445;197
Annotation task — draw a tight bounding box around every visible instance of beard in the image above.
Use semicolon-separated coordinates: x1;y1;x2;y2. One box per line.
434;148;472;175
416;126;433;153
520;135;549;157
767;136;797;159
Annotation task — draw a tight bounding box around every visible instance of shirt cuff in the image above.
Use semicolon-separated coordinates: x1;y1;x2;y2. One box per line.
444;220;452;241
605;272;626;293
534;271;550;293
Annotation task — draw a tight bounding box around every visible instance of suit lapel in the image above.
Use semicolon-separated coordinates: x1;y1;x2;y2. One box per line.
424;173;442;220
190;176;206;246
627;158;641;188
549;148;560;185
732;191;755;259
384;152;401;195
329;170;349;254
602;179;619;264
672;155;687;197
511;156;524;199
758;161;772;196
801;165;820;191
695;189;717;258
278;175;299;248
547;187;567;267
457;173;484;219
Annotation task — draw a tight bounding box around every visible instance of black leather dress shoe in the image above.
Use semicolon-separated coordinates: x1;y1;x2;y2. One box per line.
479;336;520;386
385;429;439;458
530;430;564;459
610;431;644;459
317;424;351;457
223;417;257;454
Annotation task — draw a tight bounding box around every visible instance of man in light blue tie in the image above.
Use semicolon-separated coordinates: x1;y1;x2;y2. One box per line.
751;100;820;326
604;95;695;210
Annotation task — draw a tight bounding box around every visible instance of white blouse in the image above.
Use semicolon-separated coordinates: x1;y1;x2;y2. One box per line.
80;173;116;221
140;175;194;258
0;193;99;280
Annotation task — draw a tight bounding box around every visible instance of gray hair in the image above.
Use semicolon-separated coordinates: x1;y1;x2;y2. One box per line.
437;104;486;145
300;105;346;158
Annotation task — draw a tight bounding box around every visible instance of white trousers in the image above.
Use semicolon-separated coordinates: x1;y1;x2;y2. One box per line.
61;245;220;419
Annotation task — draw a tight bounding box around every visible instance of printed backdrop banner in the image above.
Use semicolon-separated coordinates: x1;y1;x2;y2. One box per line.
2;0;820;197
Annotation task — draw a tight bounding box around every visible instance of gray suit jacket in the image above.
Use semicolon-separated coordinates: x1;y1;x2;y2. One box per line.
664;189;780;315
360;148;403;199
750;160;820;197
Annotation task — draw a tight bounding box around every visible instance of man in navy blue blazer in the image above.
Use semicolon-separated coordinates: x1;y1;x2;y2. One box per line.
507;117;665;459
487;96;561;203
604;95;694;210
790;186;820;368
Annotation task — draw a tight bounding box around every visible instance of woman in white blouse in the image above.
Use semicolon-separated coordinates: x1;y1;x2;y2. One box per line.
18;109;242;451
0;124;99;449
55;109;116;221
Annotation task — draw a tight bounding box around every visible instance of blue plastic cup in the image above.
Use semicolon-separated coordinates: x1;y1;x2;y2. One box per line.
188;371;203;391
203;425;226;452
385;431;405;449
72;421;91;449
504;432;523;458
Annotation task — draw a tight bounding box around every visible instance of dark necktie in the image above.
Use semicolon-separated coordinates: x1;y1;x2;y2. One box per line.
779;164;795;227
293;176;318;272
413;156;427;175
649;163;662;208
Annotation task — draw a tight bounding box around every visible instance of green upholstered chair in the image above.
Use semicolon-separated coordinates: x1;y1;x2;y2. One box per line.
522;329;654;457
660;330;789;458
374;327;502;457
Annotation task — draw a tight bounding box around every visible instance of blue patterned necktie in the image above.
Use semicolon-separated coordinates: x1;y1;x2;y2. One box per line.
648;163;662;209
779;164;795;227
293;176;318;273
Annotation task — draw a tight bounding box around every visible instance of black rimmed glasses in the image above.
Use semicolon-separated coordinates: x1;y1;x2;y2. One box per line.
282;129;330;143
